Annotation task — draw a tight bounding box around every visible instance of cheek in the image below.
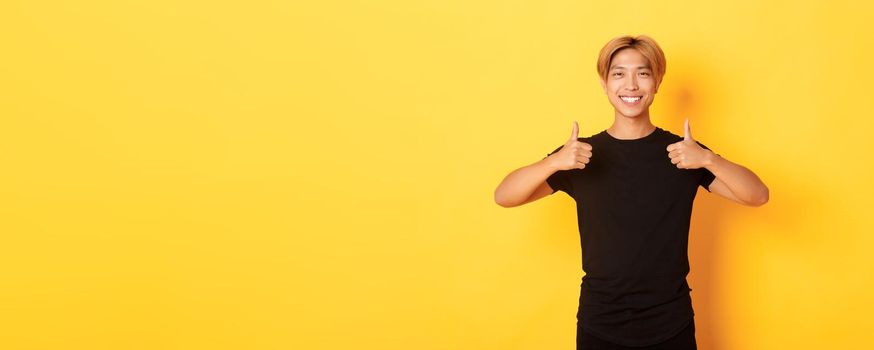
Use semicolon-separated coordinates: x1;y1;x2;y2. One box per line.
643;80;657;92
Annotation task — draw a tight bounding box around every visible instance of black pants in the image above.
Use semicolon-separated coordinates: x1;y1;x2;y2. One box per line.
577;319;697;350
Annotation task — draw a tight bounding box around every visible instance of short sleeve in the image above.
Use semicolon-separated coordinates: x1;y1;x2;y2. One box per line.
696;141;717;192
544;144;574;196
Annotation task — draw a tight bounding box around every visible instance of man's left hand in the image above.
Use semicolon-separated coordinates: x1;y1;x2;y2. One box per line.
666;118;713;169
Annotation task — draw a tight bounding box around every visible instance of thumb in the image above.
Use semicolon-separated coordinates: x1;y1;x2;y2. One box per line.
569;121;579;142
684;118;693;141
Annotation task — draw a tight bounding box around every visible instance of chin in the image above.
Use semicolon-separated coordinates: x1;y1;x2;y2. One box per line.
611;101;652;118
619;112;643;118
614;107;645;118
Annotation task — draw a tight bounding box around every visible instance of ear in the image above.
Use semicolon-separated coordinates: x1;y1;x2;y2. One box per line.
599;78;607;93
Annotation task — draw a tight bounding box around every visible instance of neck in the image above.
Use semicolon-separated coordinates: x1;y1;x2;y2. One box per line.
607;110;656;140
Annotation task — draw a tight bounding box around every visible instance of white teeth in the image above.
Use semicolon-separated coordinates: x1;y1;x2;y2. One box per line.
620;96;641;103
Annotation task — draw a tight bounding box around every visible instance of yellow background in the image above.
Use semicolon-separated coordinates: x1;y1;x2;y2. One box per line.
1;0;873;349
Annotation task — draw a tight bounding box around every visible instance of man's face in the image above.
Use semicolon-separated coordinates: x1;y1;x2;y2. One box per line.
600;48;658;118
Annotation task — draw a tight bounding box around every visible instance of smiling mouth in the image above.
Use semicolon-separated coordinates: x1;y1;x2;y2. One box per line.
619;96;642;104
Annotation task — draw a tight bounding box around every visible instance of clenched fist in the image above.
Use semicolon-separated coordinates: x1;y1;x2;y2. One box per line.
549;121;593;170
666;118;714;169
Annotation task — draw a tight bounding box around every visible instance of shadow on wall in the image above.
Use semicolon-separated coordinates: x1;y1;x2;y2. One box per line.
666;53;803;350
665;53;734;350
663;55;724;350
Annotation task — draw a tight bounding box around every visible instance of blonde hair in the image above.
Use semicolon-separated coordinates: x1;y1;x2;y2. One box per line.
596;35;666;89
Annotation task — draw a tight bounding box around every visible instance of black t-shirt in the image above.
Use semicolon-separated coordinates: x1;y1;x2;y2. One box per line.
544;126;716;347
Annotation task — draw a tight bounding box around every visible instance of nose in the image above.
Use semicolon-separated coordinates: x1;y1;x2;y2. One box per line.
624;75;638;91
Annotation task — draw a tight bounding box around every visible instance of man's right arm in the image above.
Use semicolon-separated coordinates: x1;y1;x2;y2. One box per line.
495;121;591;207
494;156;559;208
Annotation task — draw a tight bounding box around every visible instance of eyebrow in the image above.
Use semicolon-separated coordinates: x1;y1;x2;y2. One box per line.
609;65;652;70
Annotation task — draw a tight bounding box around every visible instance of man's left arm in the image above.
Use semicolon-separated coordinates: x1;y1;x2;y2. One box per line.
702;153;770;207
667;119;769;207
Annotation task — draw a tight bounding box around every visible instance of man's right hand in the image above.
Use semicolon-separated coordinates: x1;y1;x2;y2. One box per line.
549;121;593;170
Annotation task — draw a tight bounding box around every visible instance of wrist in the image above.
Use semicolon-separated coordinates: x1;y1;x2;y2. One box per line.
541;154;561;172
704;150;721;170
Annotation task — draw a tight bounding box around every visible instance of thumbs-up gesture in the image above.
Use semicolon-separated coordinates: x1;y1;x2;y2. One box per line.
550;121;593;170
666;118;712;169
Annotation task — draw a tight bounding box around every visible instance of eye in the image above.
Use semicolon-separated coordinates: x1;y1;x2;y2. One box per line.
639;72;650;76
612;72;623;77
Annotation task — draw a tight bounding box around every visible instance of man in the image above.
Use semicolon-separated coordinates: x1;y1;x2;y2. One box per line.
493;35;769;349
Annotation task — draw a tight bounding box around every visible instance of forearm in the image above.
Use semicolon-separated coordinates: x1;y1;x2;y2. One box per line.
494;156;559;207
704;151;769;205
